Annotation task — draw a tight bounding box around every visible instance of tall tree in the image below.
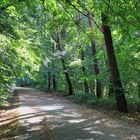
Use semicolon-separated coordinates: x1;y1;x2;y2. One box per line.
52;43;57;90
47;71;51;90
101;13;128;112
56;31;73;95
88;12;102;98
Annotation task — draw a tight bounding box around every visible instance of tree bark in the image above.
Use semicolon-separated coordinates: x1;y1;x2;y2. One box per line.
108;80;114;97
52;74;56;89
47;72;51;90
81;50;89;93
56;31;73;95
88;12;102;98
52;44;57;90
101;13;128;112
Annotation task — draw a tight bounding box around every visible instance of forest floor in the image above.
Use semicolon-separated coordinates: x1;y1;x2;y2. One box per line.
0;87;140;140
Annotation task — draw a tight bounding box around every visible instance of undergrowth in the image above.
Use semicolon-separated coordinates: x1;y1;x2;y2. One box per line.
67;91;140;112
67;91;116;107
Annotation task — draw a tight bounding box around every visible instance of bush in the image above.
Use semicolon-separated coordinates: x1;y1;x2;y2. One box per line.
68;91;116;107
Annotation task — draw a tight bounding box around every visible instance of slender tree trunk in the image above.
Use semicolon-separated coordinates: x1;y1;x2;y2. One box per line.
47;72;51;90
101;13;128;112
52;72;56;90
81;50;89;93
108;80;114;97
76;12;89;93
56;31;73;95
88;12;102;98
52;44;57;90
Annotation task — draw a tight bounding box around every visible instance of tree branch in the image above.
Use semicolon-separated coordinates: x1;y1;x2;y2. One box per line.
57;0;87;34
61;0;103;33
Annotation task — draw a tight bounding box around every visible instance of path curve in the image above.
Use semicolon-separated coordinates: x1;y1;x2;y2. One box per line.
15;87;140;140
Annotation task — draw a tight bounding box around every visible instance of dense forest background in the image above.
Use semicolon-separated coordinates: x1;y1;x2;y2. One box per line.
0;0;140;113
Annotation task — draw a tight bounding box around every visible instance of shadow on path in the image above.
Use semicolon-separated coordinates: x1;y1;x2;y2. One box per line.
0;87;140;140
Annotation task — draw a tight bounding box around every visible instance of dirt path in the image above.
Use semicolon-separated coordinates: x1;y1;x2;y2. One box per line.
12;88;140;140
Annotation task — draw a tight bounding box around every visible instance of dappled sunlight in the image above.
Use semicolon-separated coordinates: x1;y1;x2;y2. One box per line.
28;125;41;132
93;119;107;124
61;112;81;117
40;105;64;111
51;124;66;129
110;134;117;137
94;120;101;124
11;71;139;139
83;127;97;131
89;130;104;135
15;89;124;140
16;91;103;139
20;115;43;124
15;135;31;140
18;106;34;115
128;135;138;140
1;88;139;140
68;119;87;123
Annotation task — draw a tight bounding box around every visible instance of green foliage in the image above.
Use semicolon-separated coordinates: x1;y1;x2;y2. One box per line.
0;0;139;110
68;91;116;107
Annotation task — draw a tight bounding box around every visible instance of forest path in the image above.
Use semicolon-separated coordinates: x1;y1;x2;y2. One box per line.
14;87;139;140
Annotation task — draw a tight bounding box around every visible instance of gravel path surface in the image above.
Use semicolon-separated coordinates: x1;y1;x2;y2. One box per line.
14;87;140;140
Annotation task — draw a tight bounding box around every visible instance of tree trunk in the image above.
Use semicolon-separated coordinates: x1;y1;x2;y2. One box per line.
47;72;51;90
56;31;73;95
76;12;89;93
81;50;89;93
52;44;57;90
88;12;102;98
108;80;114;97
52;74;56;90
101;13;128;112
